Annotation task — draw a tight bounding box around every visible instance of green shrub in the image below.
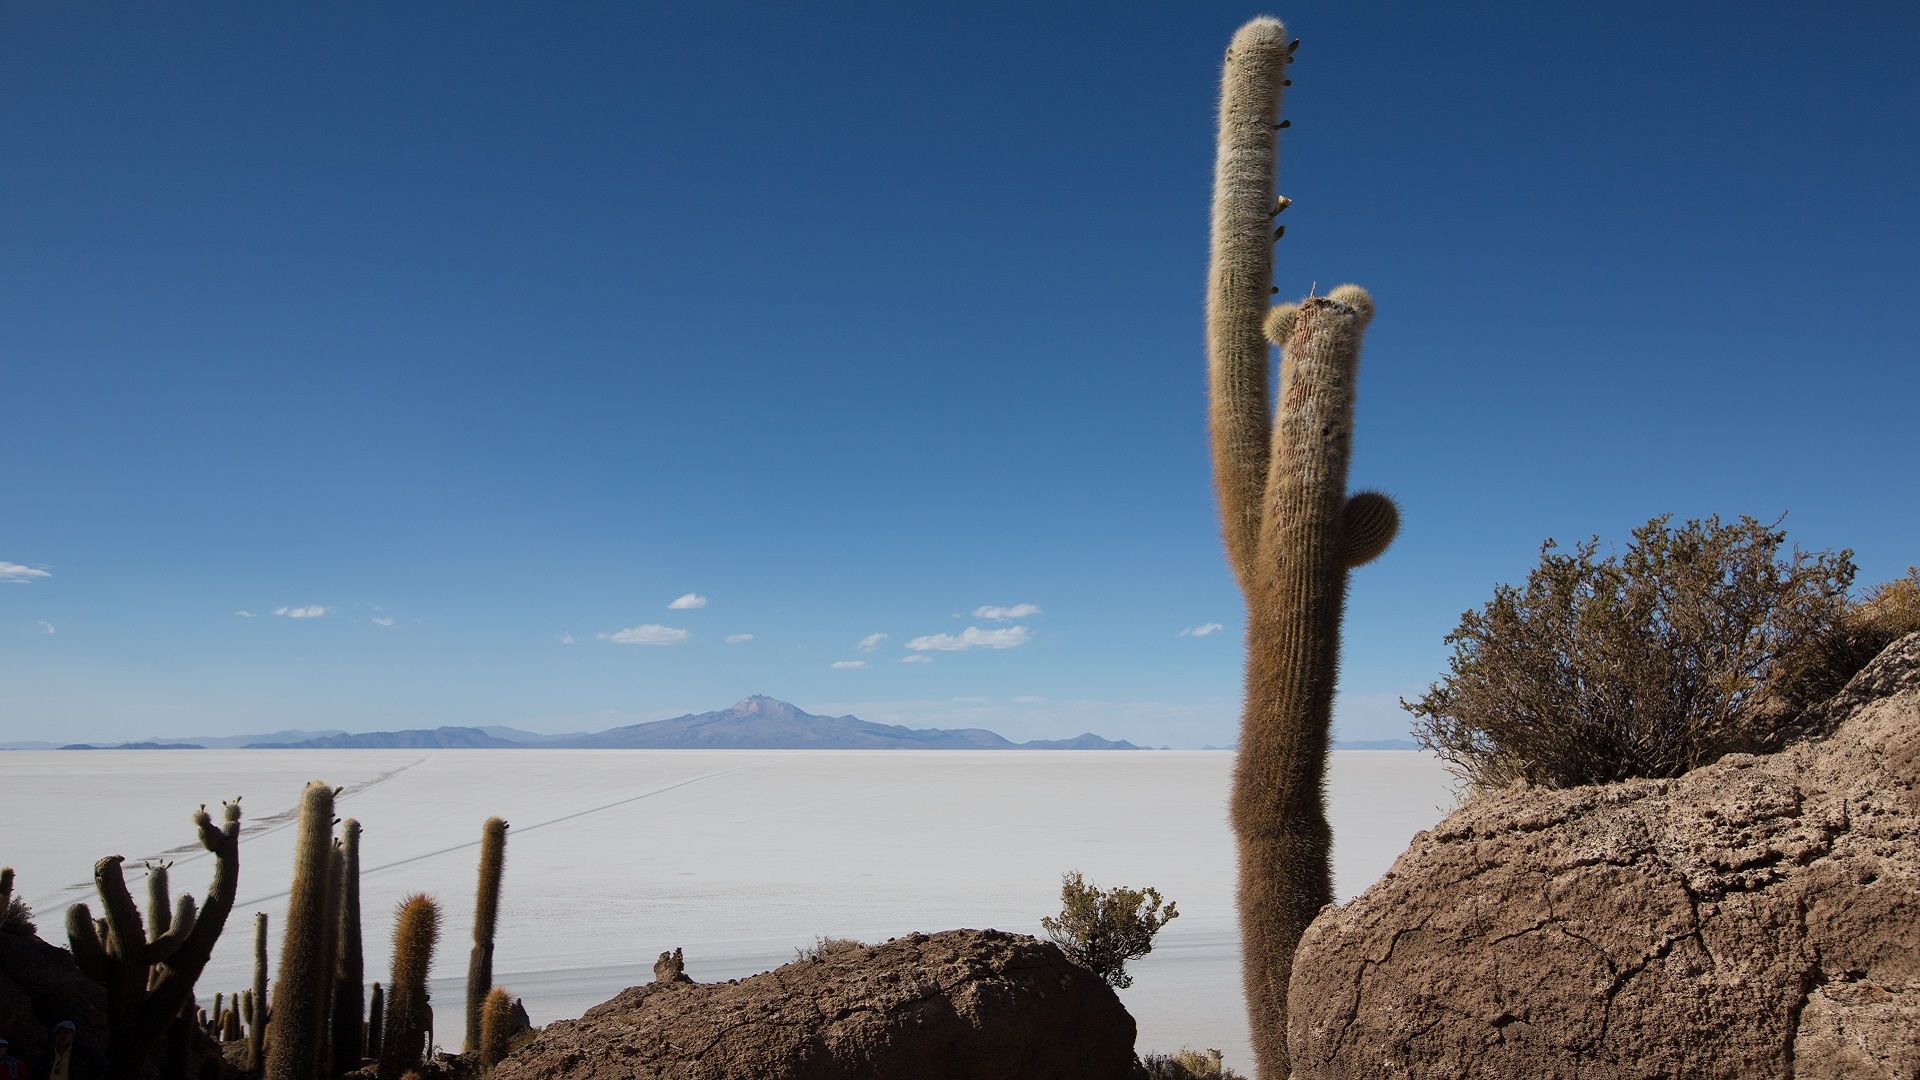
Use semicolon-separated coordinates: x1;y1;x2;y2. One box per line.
1404;514;1860;789
1140;1049;1245;1080
1040;871;1177;989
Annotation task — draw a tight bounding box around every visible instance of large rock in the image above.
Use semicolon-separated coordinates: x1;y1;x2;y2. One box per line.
1288;632;1920;1079
493;928;1138;1080
0;924;108;1069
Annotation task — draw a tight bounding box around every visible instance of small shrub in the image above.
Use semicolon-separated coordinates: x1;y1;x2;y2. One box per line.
793;936;866;963
1;895;33;936
1040;871;1177;989
1140;1049;1245;1080
1404;514;1858;789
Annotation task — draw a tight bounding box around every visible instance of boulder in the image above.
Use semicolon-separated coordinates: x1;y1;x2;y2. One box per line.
493;928;1138;1080
0;923;108;1069
1287;632;1920;1079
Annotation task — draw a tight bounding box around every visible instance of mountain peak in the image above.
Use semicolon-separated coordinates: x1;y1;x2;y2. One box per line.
730;695;801;717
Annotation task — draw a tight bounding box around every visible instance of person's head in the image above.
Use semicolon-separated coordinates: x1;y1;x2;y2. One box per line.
54;1020;75;1047
0;1034;11;1054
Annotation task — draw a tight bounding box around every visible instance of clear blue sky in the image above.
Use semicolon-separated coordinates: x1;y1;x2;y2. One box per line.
4;2;1916;746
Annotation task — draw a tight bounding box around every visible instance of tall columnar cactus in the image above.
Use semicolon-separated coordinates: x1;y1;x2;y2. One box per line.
465;816;509;1053
380;894;441;1080
263;781;338;1080
67;799;242;1080
248;913;269;1070
332;819;366;1077
1206;16;1397;1079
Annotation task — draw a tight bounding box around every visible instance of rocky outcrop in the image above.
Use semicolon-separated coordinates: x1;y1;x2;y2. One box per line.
0;925;107;1069
1287;632;1920;1079
493;929;1137;1080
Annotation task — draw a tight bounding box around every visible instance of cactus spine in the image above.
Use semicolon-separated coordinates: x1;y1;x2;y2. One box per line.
1206;17;1397;1079
332;819;366;1076
465;816;508;1053
477;986;514;1073
66;799;242;1080
263;781;338;1080
380;894;441;1080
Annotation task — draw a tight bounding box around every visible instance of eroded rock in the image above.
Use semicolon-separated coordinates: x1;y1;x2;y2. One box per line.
494;928;1137;1080
1287;633;1920;1079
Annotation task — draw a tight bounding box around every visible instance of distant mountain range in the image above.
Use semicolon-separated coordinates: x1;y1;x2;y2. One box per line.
18;697;1144;751
5;696;1425;751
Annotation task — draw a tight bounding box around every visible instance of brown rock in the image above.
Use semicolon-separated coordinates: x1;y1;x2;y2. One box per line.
493;928;1137;1080
1287;632;1920;1079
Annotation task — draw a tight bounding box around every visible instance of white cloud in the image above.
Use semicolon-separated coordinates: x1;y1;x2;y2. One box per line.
667;593;709;610
830;660;869;670
900;655;933;664
372;616;395;628
1178;623;1225;637
857;632;888;652
725;633;755;644
973;603;1041;621
561;633;577;645
0;562;51;584
234;610;257;618
36;620;55;636
272;605;329;619
598;624;690;646
905;625;1032;652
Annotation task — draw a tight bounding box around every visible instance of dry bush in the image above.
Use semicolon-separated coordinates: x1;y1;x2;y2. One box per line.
1;895;33;936
1405;515;1859;790
1140;1048;1245;1079
792;936;867;963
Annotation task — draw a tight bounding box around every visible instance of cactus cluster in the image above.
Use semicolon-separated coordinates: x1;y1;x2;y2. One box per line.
1205;16;1397;1079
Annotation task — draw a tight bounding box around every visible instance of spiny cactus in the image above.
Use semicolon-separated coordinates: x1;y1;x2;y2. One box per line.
263;781;338;1080
1206;17;1396;1079
248;914;268;1070
465;816;509;1053
380;893;441;1080
477;986;515;1073
332;819;366;1077
67;799;242;1080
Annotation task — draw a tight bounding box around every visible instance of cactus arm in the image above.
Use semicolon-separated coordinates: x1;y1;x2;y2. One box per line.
92;856;148;957
1207;16;1290;593
1341;491;1400;569
67;903;111;982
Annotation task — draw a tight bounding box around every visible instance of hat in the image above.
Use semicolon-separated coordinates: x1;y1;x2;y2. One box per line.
54;1021;76;1032
0;1035;9;1046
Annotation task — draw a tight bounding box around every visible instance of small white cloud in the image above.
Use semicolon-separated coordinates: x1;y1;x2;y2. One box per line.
1178;622;1225;638
372;616;395;628
561;633;577;645
36;620;55;636
905;625;1032;652
272;605;329;619
830;660;869;670
667;593;709;610
234;610;257;618
725;633;755;644
0;562;51;585
857;632;888;652
900;654;933;664
973;603;1041;621
598;624;690;646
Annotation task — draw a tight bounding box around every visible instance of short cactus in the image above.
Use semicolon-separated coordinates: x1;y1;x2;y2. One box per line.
380;894;441;1080
477;986;515;1072
248;913;268;1070
1206;18;1397;1079
366;981;385;1060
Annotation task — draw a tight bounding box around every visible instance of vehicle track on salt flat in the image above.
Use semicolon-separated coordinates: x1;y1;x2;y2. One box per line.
37;757;427;907
231;760;770;907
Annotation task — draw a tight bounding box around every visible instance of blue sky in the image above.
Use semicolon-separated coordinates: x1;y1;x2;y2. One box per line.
4;2;1916;746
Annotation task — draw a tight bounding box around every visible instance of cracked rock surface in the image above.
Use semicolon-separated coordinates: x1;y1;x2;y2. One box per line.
1287;632;1920;1079
491;928;1137;1080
